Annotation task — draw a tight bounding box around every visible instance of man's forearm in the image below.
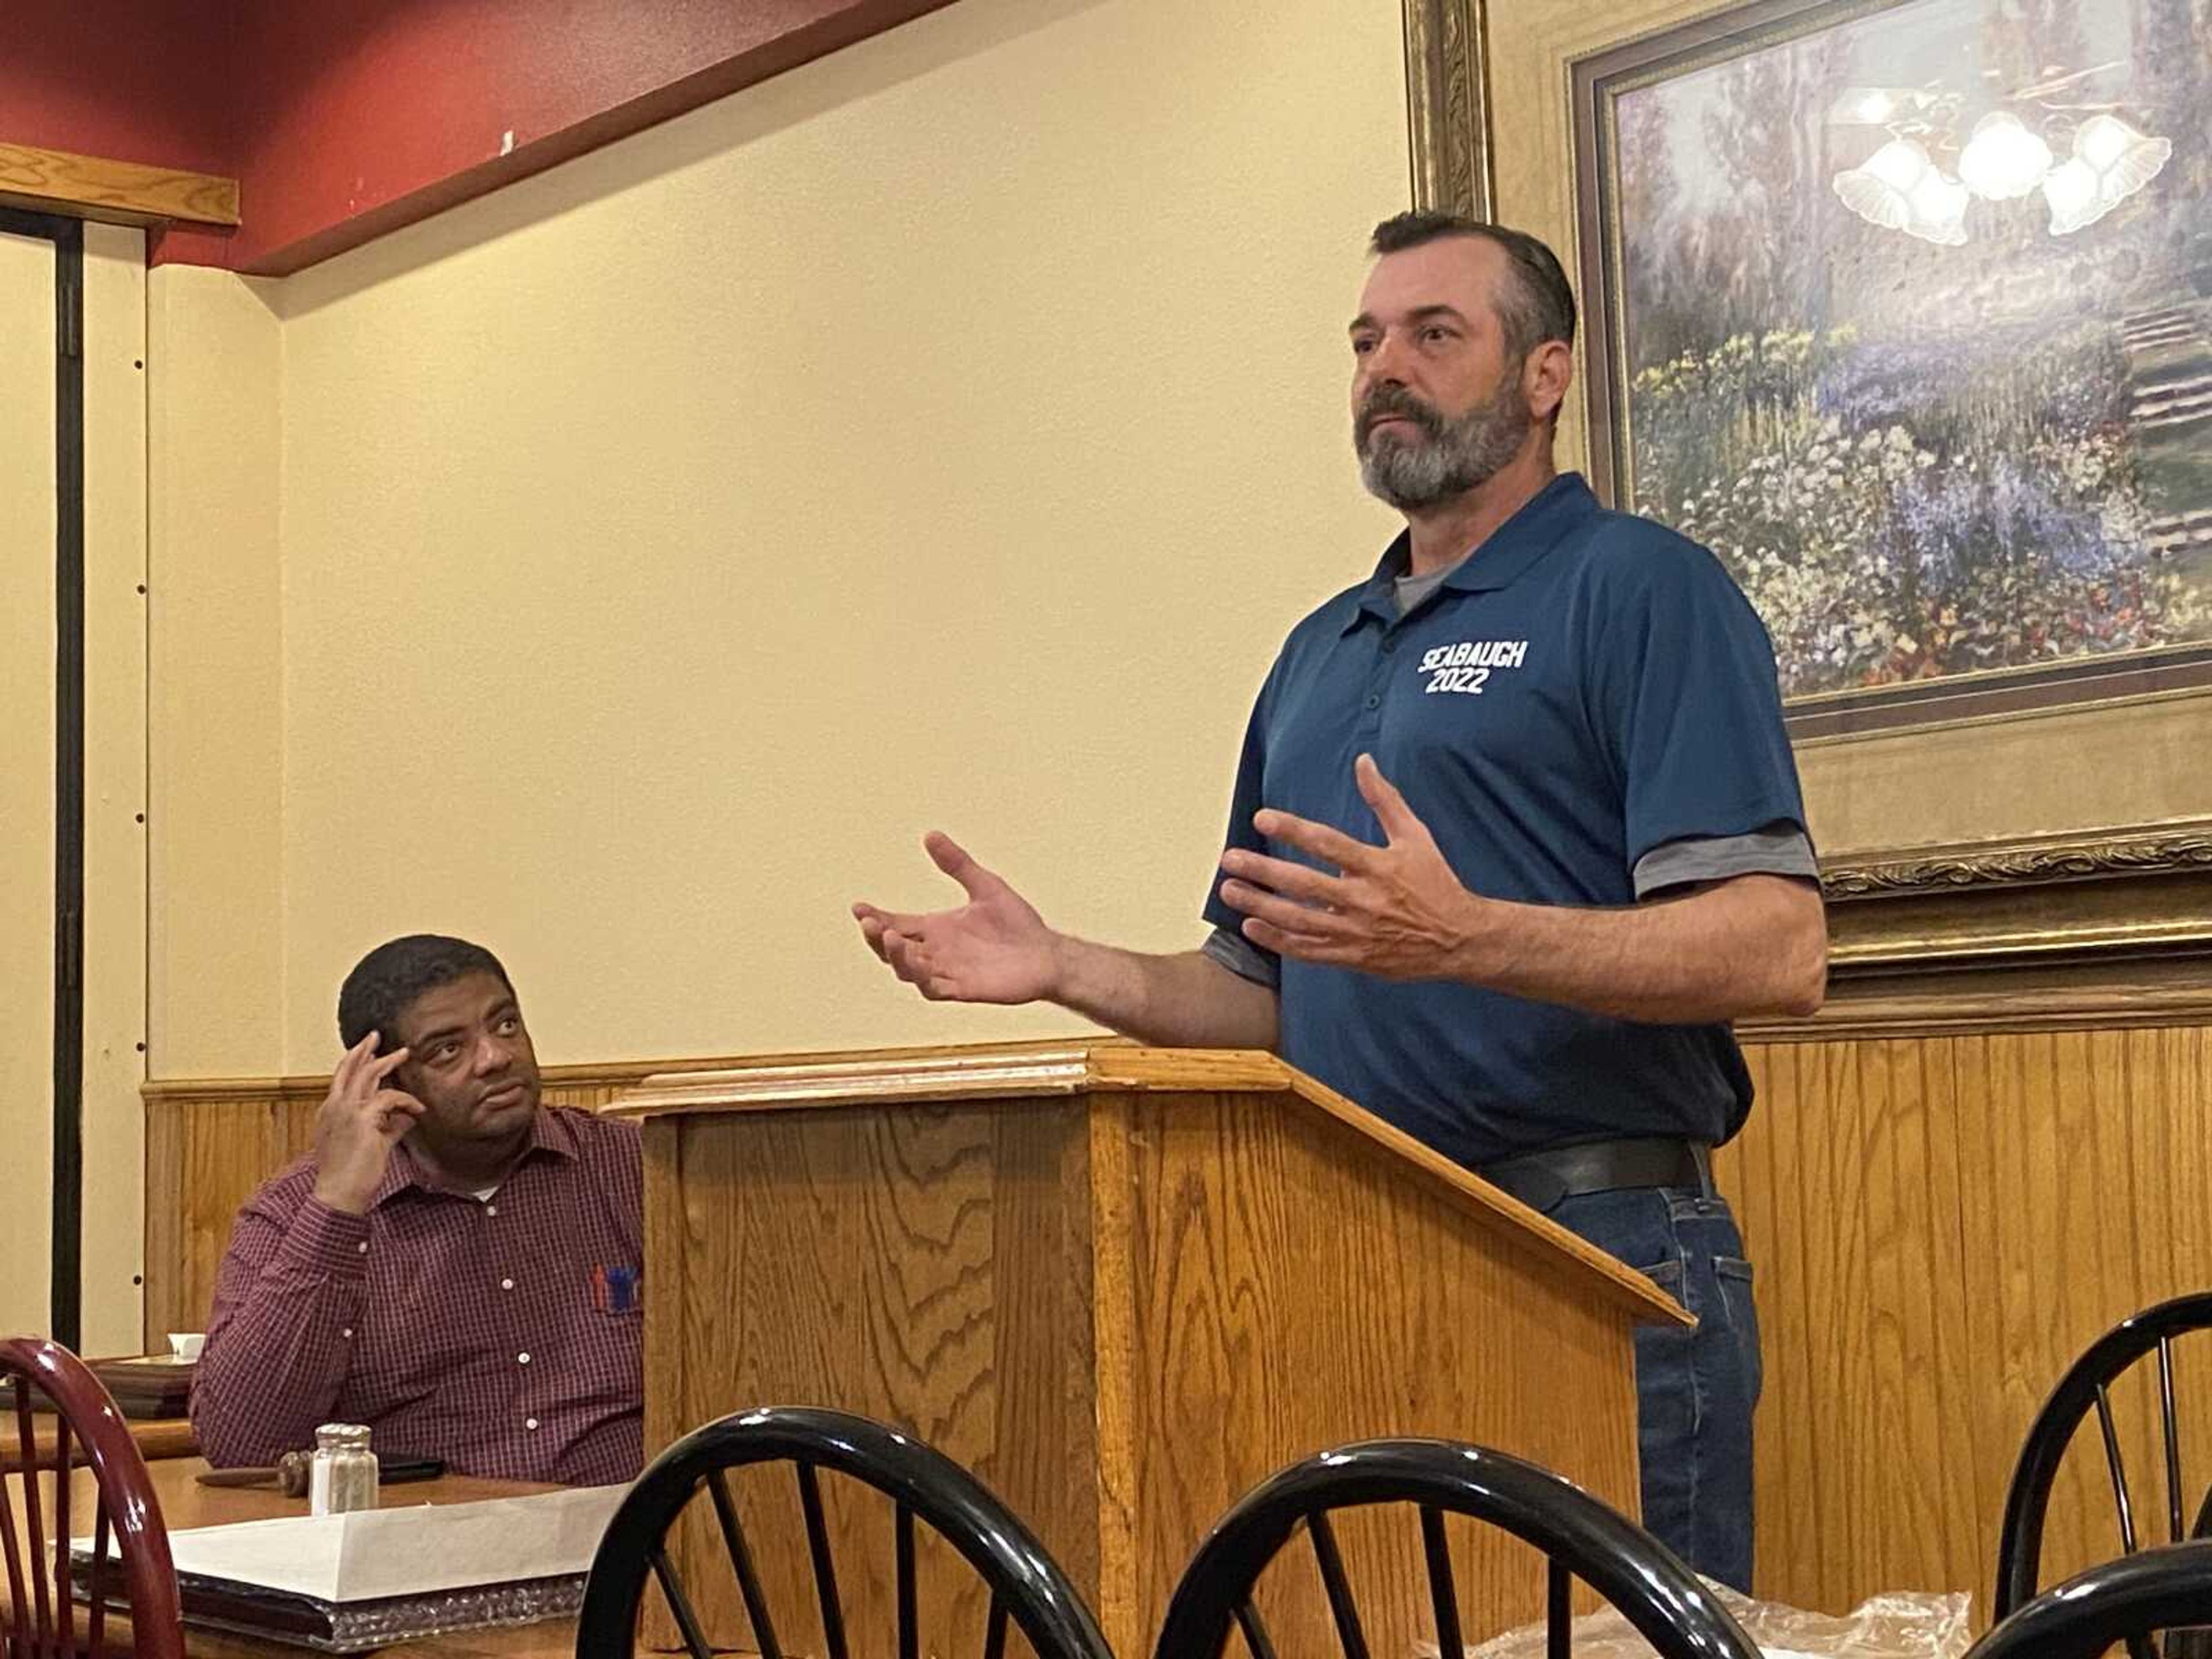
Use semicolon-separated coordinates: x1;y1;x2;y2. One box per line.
1450;874;1826;1024
192;1202;365;1467
1050;939;1279;1050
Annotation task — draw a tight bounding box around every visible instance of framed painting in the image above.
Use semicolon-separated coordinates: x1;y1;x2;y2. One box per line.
1563;0;2212;738
1399;0;2212;959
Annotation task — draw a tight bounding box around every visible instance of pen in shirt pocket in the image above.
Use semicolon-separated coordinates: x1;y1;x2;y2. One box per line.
590;1263;641;1312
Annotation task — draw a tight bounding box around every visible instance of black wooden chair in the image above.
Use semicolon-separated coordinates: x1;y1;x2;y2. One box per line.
1995;1291;2212;1646
574;1404;1113;1659
1150;1438;1760;1659
1971;1539;2212;1659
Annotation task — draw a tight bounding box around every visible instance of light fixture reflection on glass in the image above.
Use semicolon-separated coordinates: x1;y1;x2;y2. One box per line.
1956;111;2054;199
2043;156;2104;234
1834;138;1970;245
1831;97;2170;245
2042;115;2173;234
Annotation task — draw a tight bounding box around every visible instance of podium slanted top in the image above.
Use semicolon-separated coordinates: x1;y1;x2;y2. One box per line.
608;1037;1689;1327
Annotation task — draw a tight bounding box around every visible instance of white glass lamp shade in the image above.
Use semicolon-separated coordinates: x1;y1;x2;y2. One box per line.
1834;138;1970;245
1957;111;2054;200
2044;114;2173;234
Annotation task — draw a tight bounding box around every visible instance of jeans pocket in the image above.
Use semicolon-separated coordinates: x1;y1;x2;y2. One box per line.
1715;1255;1762;1407
1634;1256;1687;1307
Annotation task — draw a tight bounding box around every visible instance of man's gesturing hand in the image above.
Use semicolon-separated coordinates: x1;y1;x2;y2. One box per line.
853;832;1063;1005
312;1034;426;1215
1216;753;1485;982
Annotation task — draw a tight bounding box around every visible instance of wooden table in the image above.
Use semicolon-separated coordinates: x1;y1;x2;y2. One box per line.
20;1457;581;1657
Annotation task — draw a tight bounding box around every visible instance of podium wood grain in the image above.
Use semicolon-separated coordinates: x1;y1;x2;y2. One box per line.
623;1043;1669;1657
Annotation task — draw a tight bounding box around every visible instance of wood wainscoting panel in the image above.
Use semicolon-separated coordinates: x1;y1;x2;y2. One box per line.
152;1019;2212;1625
1724;1022;2212;1618
142;1089;313;1347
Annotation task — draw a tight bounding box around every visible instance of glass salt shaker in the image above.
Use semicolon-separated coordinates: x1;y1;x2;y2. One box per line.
308;1422;378;1515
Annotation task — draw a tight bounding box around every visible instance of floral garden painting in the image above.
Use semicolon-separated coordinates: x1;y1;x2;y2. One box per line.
1585;0;2212;726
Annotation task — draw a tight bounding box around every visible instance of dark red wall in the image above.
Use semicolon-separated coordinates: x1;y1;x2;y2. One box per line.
3;1;238;174
3;0;955;274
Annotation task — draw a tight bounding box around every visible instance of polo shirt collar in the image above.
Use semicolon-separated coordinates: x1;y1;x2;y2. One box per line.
370;1100;575;1208
1346;471;1599;633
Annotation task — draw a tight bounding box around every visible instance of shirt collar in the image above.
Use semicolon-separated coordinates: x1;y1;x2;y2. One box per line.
370;1101;577;1208
1344;471;1598;634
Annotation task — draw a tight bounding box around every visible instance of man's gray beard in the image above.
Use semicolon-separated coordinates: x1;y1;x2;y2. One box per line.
1357;384;1531;513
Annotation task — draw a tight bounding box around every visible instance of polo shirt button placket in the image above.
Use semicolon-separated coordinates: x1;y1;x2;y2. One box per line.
1360;631;1392;738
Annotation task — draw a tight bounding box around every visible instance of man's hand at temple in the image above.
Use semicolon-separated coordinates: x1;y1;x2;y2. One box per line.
310;1034;425;1215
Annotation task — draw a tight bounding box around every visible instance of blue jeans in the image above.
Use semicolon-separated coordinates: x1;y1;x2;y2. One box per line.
1548;1185;1762;1592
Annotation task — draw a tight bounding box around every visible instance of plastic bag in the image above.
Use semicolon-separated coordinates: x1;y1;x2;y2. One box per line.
1417;1584;1973;1659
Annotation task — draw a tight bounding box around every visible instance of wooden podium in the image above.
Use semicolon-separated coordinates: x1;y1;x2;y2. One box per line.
609;1040;1685;1655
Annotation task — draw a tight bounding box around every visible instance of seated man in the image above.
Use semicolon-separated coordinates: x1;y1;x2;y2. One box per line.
192;935;643;1484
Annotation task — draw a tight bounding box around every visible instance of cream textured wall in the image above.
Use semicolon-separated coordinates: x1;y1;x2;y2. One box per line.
2;223;149;1344
1;228;60;1338
82;221;149;1351
148;265;286;1075
266;0;1410;1067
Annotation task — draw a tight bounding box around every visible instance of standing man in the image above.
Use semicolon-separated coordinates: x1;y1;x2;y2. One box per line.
193;935;644;1486
851;212;1825;1589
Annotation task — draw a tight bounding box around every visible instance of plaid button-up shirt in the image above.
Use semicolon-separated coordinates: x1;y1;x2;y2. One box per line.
192;1106;644;1486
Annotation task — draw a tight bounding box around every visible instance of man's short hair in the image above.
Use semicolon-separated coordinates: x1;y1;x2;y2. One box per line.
1369;211;1578;359
338;935;514;1051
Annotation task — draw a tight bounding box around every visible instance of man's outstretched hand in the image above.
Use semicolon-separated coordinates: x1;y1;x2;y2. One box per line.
853;832;1064;1005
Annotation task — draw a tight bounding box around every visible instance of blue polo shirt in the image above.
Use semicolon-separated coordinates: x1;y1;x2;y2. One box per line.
1202;472;1809;1170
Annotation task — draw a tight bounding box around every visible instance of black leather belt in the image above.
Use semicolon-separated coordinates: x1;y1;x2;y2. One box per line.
1478;1137;1714;1213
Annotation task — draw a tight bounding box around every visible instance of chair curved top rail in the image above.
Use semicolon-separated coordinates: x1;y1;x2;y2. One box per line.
1152;1437;1760;1659
575;1403;1113;1659
1994;1291;2212;1618
1972;1538;2212;1659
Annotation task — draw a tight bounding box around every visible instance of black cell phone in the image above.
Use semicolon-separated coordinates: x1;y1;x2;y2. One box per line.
379;1456;445;1484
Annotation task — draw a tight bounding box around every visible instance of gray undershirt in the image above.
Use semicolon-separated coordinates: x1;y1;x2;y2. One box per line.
1394;565;1457;616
